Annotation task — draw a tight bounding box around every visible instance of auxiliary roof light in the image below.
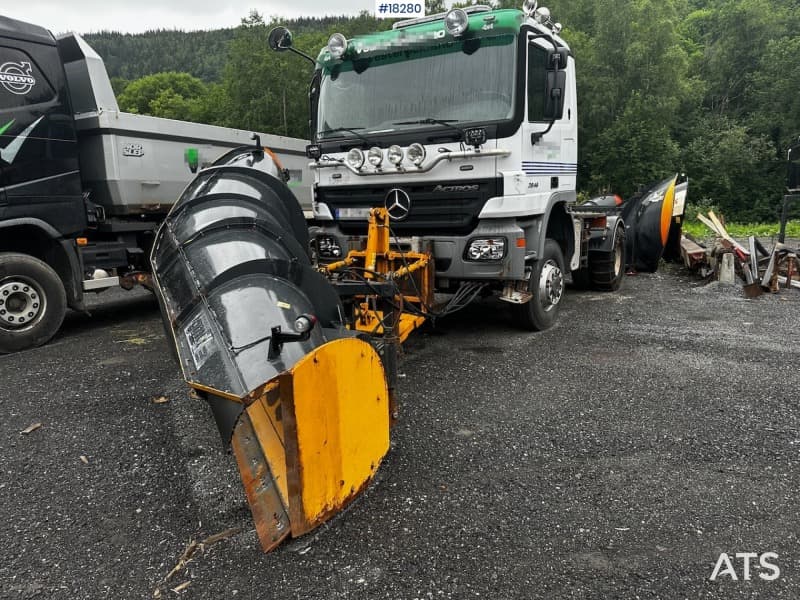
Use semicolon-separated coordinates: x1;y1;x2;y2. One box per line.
552;22;563;34
327;33;348;59
444;8;469;36
534;6;551;24
522;0;538;16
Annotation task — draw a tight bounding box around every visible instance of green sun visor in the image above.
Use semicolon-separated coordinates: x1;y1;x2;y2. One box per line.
316;9;524;70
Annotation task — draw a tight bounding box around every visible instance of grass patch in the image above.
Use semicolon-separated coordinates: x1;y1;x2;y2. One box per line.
682;219;800;239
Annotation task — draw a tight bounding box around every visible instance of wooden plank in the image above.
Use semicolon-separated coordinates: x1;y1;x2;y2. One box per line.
696;214;722;236
748;236;759;277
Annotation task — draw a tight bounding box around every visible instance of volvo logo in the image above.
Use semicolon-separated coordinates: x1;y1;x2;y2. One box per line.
384;188;411;221
0;62;36;95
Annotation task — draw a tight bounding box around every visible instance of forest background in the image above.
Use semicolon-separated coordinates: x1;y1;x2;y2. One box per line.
83;0;800;222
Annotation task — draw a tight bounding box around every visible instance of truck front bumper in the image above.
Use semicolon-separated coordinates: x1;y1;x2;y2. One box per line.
313;220;527;282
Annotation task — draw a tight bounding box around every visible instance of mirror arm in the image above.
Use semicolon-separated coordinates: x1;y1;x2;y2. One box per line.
287;46;316;65
531;119;556;145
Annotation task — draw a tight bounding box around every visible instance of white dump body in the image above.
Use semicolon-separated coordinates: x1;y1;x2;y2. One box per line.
56;32;312;217
73;111;311;216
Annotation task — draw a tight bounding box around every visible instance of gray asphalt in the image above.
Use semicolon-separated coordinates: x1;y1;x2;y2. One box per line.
1;264;800;599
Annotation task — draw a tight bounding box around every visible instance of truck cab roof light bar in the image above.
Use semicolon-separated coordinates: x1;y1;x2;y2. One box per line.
392;5;492;29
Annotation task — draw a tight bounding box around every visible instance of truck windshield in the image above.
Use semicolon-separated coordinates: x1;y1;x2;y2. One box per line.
316;34;517;140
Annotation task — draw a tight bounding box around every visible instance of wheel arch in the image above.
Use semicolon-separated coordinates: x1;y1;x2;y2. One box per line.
0;219;83;309
520;192;577;265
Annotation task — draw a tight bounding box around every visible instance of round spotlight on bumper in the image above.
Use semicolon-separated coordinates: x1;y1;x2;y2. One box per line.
387;145;404;165
368;146;384;167
346;148;365;169
407;143;426;166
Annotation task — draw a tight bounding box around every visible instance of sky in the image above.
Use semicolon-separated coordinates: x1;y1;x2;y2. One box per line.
3;0;373;34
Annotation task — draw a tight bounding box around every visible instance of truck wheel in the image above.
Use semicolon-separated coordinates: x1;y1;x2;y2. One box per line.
511;239;565;331
587;227;625;291
0;253;67;354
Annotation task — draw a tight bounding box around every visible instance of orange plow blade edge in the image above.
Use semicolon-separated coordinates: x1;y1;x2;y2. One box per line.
231;337;390;551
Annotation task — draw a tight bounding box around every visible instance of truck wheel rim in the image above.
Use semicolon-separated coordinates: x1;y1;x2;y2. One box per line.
614;240;623;275
0;278;45;329
538;260;563;311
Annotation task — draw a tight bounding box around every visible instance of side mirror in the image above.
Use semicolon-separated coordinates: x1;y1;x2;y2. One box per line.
268;26;316;65
268;27;294;52
547;47;569;71
543;70;566;119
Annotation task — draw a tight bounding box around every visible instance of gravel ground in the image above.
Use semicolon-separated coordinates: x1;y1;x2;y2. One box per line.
1;262;799;599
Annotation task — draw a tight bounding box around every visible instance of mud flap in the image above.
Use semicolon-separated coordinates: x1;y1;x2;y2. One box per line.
231;337;390;551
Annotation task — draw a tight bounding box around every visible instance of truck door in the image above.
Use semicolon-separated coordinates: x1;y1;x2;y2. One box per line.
521;36;578;196
0;28;85;237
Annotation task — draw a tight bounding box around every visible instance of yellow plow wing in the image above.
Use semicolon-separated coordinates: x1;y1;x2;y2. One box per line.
231;337;390;551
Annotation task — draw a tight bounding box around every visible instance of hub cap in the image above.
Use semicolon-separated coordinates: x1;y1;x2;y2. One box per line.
538;260;563;312
0;278;44;329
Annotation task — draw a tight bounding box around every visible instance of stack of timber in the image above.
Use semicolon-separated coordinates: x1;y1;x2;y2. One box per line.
680;211;800;298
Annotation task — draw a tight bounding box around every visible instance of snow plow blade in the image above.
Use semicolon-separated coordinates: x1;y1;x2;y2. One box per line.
620;175;679;272
231;338;389;550
150;146;390;552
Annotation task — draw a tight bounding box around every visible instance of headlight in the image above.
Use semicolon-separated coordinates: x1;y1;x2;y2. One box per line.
407;143;426;166
368;146;383;167
346;148;365;169
444;9;469;36
316;235;343;259
328;33;347;59
466;238;506;261
387;145;404;165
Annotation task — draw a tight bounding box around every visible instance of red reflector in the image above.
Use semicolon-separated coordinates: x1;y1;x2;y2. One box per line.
516;238;526;248
589;216;607;229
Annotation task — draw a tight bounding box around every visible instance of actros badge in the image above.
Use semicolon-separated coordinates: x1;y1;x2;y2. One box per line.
0;62;36;95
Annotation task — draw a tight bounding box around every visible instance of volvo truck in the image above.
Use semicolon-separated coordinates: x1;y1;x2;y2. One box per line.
0;15;310;353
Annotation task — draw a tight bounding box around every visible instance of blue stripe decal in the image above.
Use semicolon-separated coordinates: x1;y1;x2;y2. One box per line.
521;161;578;175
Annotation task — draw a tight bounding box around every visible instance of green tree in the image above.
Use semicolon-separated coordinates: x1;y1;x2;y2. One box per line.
681;115;781;221
117;72;210;121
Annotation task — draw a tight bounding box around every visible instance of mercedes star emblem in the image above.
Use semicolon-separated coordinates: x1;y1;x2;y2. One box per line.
384;188;411;221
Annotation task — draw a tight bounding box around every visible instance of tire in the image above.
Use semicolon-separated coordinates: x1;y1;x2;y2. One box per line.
587;226;625;291
570;265;591;290
511;239;565;331
0;253;67;354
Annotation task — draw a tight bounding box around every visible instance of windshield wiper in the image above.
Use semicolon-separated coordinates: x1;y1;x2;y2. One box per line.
392;118;463;139
317;126;371;145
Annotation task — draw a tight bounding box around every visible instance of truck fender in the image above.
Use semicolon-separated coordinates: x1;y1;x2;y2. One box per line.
0;218;84;310
590;215;625;253
521;192;576;266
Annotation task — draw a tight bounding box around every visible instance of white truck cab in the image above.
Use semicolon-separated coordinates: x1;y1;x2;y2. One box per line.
271;2;625;330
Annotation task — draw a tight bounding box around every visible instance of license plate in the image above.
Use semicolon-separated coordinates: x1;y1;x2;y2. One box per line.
336;207;372;220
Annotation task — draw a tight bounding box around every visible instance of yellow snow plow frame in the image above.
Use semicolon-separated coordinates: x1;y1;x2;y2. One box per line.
326;207;434;344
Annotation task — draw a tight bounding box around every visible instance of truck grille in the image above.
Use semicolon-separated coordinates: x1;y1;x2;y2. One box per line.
317;178;502;236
